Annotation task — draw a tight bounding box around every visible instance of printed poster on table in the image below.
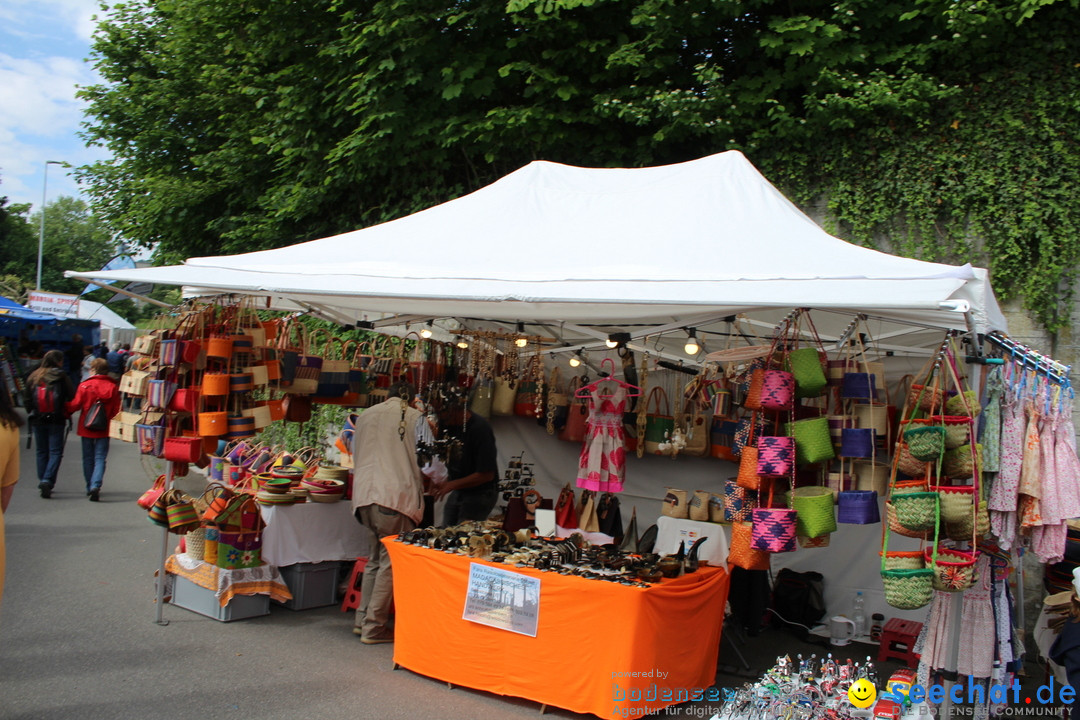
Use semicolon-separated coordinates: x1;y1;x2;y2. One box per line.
463;563;540;637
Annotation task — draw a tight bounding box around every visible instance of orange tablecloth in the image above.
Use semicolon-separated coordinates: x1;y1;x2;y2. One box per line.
385;539;730;718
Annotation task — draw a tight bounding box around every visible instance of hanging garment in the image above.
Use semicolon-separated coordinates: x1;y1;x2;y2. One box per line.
1017;399;1044;531
576;384;627;493
990;383;1025;547
980;367;1003;473
916;555;996;683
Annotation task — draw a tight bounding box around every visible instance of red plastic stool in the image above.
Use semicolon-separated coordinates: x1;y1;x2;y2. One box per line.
877;618;923;665
340;557;369;612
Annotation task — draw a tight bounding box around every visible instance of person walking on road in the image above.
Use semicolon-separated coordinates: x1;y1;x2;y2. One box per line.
66;358;121;502
24;350;75;499
0;383;23;613
349;381;424;645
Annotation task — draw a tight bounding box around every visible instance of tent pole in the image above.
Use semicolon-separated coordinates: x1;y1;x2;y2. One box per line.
154;461;175;626
80;278;171;308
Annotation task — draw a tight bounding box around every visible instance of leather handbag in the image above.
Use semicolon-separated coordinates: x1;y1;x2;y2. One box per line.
577;490;600;532
555;484;578;528
283;394;312;423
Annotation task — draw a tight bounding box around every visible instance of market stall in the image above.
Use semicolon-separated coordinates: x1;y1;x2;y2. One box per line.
68;150;1055;719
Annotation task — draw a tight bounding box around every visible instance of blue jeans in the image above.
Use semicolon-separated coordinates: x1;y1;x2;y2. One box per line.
81;436;110;492
34;423;66;486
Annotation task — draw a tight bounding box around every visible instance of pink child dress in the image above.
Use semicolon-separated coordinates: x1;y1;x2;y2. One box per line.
575;383;627;493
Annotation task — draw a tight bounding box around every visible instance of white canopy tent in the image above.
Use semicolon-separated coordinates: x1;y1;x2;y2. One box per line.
77;299;137;348
68;150;1006;361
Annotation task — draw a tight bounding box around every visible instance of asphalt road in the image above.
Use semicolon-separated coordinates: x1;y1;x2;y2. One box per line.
0;428;602;720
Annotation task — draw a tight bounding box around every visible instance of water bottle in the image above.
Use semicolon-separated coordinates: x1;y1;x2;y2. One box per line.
852;591;867;637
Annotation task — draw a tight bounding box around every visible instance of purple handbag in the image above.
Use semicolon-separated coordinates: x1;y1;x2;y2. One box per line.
759;370;794;411
756;436;795;477
837;490;881;524
839;428;876;458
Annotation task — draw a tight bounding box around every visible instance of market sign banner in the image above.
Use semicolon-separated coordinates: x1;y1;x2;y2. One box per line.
27;291;79;319
463;563;540;637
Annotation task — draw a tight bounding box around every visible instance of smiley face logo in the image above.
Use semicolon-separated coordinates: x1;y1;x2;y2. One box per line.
848;678;877;708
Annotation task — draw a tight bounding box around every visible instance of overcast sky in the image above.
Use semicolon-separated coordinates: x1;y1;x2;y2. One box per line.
0;0;111;211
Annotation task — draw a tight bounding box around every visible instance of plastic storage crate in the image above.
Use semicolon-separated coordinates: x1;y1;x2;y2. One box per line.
171;574;270;622
275;561;342;611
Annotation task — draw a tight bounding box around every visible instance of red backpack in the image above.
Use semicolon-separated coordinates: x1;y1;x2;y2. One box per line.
34;380;64;417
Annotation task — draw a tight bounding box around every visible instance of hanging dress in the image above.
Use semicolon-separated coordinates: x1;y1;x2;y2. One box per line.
957;554;996;678
989;381;1024;547
576;383;627;493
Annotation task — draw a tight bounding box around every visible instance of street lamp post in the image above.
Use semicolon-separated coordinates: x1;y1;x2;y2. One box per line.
36;160;66;291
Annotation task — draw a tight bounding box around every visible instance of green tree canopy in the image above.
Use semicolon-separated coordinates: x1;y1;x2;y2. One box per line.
78;0;1080;328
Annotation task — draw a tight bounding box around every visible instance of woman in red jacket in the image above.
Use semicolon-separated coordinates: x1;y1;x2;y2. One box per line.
66;358;122;502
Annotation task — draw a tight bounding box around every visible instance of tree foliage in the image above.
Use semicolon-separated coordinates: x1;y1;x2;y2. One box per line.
78;0;1080;329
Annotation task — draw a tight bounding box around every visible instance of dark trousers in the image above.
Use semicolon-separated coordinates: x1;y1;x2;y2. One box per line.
33;423;66;486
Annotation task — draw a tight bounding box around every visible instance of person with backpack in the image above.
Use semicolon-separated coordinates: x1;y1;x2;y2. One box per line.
24;350;75;499
66;358;121;502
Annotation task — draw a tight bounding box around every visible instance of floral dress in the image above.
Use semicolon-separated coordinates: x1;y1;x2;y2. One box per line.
576;383;627;493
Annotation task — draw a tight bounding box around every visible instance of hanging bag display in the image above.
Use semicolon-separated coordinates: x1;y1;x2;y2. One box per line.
723;478;757;523
312;331;350;398
729;521;771;571
736;412;762;490
756;435;795;478
470;373;495;420
642;386;674;456
837;489;880;524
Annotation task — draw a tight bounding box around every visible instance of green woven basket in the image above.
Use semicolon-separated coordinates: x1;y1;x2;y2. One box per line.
945;390;981;418
787;348;828;399
881;550;925;571
903;425;946;461
881;568;934;609
790;486;838;538
943;443;982;479
891;491;939;532
786;417;836;466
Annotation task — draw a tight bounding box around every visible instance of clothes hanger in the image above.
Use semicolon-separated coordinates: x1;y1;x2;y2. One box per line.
575;358;642;398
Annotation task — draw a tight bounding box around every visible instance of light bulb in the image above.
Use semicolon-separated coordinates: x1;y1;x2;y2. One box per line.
456;338;469;349
605;337;618;349
569;356;581;368
684;328;699;355
514;337;528;348
420;328;433;339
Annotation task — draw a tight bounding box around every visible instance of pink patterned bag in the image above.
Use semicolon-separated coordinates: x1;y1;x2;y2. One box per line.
759;370;794;411
756;436;795;477
751;507;798;552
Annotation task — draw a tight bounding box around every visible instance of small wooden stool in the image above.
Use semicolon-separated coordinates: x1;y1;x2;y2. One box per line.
877;618;923;665
339;557;369;612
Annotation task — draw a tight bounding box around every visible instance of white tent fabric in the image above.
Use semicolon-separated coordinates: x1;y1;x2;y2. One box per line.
78;299;137;348
67;151;1006;336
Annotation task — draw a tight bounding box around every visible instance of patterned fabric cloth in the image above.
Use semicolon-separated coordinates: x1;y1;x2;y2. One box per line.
980;367;1003;473
576;382;627;493
167;553;292;607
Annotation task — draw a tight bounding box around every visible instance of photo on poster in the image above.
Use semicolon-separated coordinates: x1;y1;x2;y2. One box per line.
463;563;541;637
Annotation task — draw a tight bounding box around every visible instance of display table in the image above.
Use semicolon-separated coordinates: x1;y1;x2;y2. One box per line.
165;553;292;607
259;501;369;566
386;538;730;718
655;516;730;567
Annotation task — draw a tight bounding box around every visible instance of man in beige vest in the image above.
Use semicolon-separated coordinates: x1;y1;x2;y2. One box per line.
350;382;423;644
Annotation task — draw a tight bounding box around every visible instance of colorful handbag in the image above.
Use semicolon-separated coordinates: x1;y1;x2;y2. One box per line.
168;387;200;414
756;436;795;477
837;490;880;524
723;479;757;522
790;486;837;538
710;417;738;461
159;337;180;366
750;506;797;553
729;521;771;570
215;526;263;569
642;387;675;455
136;414;166;457
839;427;876;459
759;370;794;411
787;417;835;466
163;435;202;464
146;378;177;410
137;474;167;510
787;347;827;399
313;332;350;398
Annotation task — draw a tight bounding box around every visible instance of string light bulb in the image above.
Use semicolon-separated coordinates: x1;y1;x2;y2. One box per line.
456;335;469;349
569;351;582;368
684;328;699;356
605;335;618;349
420;320;433;339
514;322;528;348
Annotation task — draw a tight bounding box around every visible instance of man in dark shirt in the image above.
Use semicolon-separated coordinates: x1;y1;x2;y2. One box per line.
429;397;499;526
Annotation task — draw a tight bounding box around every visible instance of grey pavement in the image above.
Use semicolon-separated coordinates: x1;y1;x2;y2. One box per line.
0;428;599;720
